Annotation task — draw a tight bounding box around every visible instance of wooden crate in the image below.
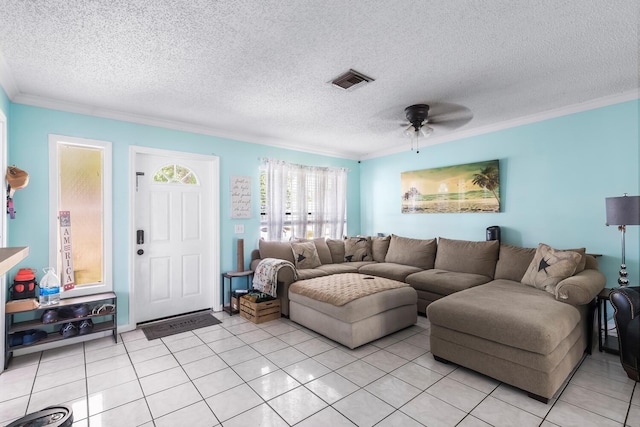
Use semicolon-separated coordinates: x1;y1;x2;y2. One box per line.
239;296;281;324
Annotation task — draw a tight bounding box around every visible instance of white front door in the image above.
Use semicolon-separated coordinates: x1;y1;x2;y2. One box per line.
134;151;217;323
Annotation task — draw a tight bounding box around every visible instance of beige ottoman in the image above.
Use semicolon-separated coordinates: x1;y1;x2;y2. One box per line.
288;273;418;349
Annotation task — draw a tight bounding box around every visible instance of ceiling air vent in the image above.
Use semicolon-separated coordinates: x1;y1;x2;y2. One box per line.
331;69;374;90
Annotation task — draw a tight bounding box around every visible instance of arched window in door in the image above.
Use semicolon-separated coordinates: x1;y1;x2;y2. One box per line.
153;164;199;185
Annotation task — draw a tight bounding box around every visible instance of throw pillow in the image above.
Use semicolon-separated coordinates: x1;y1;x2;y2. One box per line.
344;237;373;262
562;247;587;273
384;234;437;269
521;243;582;294
371;235;391;262
313;238;333;265
326;239;346;263
290;238;332;265
494;244;536;282
291;241;321;269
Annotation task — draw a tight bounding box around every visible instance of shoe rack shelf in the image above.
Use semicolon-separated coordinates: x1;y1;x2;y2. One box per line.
5;292;117;369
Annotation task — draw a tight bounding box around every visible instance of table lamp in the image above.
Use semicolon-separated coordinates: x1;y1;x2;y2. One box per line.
605;194;640;286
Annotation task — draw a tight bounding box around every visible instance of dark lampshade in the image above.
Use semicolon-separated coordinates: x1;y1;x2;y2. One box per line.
606;195;640;226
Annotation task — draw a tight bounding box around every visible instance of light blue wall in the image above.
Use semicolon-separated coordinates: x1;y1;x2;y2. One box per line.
6;103;360;326
360;100;640;287
5;97;639;327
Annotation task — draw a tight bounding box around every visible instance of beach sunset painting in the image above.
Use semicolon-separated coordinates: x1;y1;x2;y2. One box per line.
401;160;500;213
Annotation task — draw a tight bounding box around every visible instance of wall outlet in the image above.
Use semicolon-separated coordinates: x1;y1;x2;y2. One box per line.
234;224;244;234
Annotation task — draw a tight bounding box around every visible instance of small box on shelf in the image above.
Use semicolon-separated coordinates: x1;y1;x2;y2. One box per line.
5;298;39;313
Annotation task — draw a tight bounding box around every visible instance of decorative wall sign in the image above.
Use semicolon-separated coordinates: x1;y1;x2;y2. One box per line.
59;211;76;291
401;160;500;213
231;176;252;218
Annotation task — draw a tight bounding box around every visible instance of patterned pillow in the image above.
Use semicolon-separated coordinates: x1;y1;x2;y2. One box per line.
291;241;321;269
344;237;373;262
521;243;582;294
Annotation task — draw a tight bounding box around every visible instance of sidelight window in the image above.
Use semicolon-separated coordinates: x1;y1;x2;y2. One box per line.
48;135;112;297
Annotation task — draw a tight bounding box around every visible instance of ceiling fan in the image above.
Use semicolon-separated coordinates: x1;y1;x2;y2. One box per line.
403;103;472;141
375;102;474;153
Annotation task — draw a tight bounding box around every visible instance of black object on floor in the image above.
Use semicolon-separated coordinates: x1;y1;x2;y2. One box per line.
140;310;222;340
6;404;73;426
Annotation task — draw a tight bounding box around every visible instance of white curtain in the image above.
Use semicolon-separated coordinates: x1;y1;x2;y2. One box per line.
262;159;347;241
290;166;309;240
264;159;288;241
324;167;347;239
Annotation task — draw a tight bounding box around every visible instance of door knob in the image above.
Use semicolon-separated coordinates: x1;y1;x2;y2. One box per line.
137;249;144;255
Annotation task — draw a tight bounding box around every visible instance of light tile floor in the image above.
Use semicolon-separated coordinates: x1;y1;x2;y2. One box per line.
1;312;638;427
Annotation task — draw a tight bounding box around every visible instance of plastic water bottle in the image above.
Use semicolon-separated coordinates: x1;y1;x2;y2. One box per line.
40;267;61;305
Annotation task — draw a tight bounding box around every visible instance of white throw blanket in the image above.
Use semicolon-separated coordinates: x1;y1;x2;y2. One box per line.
252;258;297;298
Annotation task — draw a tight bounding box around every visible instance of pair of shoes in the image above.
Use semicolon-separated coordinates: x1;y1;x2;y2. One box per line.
60;319;94;338
72;304;90;318
41;309;58;324
79;319;93;335
91;304;115;315
22;329;47;345
9;331;26;346
60;323;78;338
58;304;91;319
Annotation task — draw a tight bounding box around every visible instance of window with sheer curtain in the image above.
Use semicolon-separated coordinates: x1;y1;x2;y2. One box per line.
260;159;347;241
48;135;112;297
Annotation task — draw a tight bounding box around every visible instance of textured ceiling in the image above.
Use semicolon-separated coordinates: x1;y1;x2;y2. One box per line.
0;0;638;159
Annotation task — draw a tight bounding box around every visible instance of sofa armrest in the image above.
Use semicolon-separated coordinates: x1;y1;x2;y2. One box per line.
249;257;297;317
250;258;261;272
555;269;606;305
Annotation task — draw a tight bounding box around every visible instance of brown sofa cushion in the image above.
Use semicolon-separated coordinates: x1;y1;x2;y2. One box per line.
326;239;346;263
371;235;391;262
344;237;373;262
316;263;360;274
359;262;423;282
427;279;582;355
494;244;536;282
296;269;329;280
406;269;492;296
259;239;295;263
384;234;437;269
434;238;499;278
313;238;333;265
522;243;582;294
291;241;322;269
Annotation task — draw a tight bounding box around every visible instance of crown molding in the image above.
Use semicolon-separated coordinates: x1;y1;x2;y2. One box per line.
361;90;639;160
12;93;358;160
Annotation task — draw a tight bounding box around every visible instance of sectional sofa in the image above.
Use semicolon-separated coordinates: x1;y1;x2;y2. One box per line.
250;234;606;402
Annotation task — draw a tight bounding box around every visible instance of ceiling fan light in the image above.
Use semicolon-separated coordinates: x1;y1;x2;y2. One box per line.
419;125;434;137
403;124;417;138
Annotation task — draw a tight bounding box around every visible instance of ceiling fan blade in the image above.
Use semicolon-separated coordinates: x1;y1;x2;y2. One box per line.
429;115;473;130
369;102;472;135
428;102;473;130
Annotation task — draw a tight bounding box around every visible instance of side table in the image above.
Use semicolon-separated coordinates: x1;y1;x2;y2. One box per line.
597;288;620;355
221;271;253;316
